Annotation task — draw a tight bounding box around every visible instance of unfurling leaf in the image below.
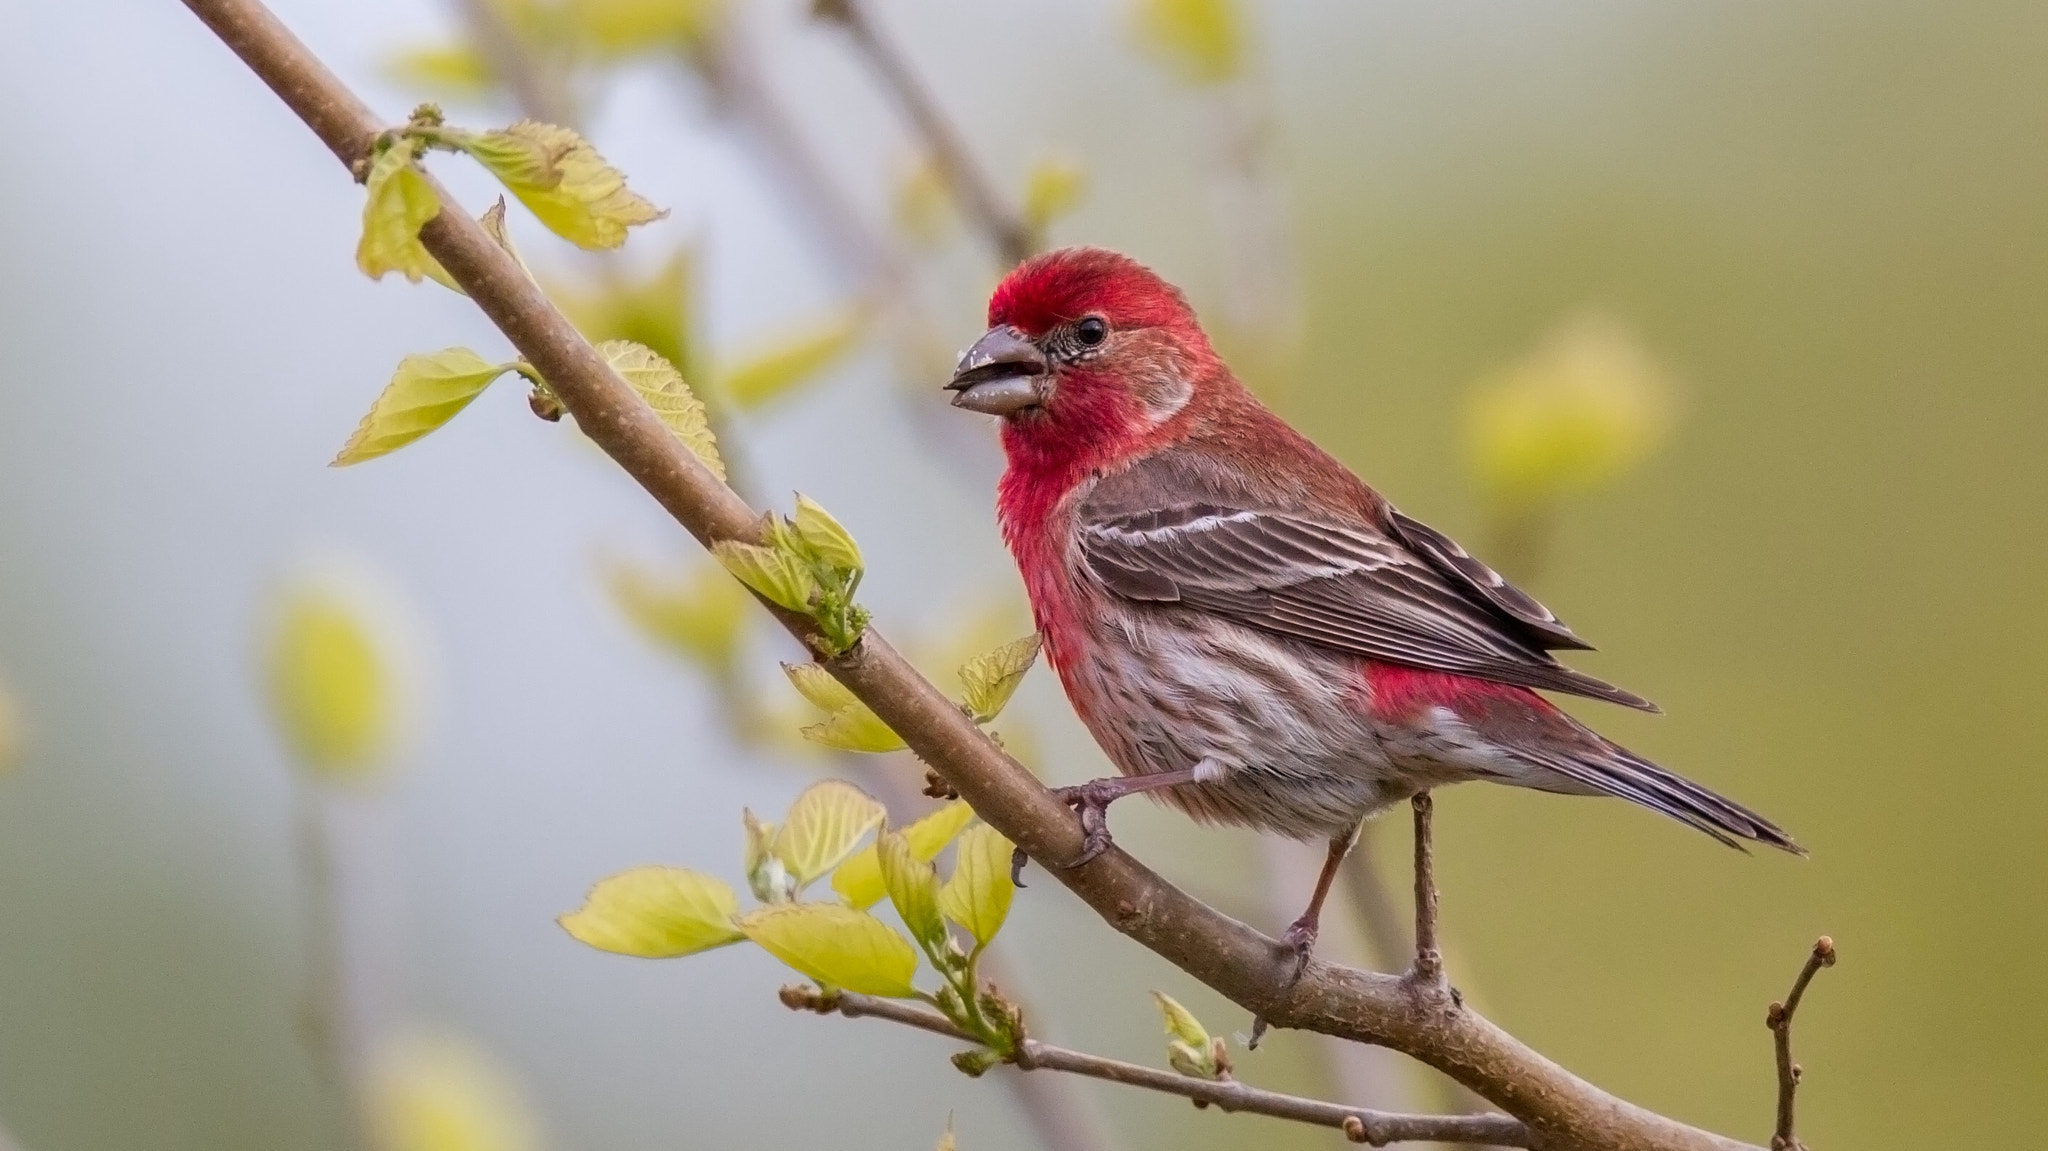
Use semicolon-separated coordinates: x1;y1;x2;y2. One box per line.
738;903;919;997
801;703;906;754
1152;991;1226;1079
559;866;743;957
712;540;816;612
334;348;514;466
713;311;863;410
1464;312;1677;510
790;493;863;575
369;1033;538;1151
1130;0;1245;85
459;120;666;249
938;824;1015;947
606;559;750;671
1021;157;1087;233
934;1116;957;1151
597;340;724;479
957;635;1041;723
772;780;886;889
743;809;788;903
832;802;976;909
782;661;857;713
263;578;399;781
877;831;946;950
357;138;444;282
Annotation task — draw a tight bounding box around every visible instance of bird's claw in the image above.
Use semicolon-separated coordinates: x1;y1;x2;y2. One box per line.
1281;917;1319;986
1012;780;1124;887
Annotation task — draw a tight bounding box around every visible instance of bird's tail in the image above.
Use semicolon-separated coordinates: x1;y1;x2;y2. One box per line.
1519;740;1803;854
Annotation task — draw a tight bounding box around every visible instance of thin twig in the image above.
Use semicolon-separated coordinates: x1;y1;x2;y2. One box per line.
175;7;1779;1144
452;0;576;127
1766;937;1836;1151
786;988;1533;1148
1409;793;1443;987
811;0;1033;266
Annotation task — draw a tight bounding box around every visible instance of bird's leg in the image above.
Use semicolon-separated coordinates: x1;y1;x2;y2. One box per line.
1282;827;1361;982
1010;768;1203;885
1406;791;1447;991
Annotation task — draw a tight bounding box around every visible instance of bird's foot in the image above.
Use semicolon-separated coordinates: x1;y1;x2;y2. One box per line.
1010;778;1126;887
1281;915;1319;986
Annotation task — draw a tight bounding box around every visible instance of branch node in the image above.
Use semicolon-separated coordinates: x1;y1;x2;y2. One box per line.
1767;934;1838;1151
1342;1114;1368;1143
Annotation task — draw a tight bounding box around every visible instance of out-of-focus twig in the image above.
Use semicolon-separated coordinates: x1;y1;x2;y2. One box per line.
294;786;372;1150
785;987;1533;1147
1766;937;1836;1151
812;0;1033;266
452;0;575;127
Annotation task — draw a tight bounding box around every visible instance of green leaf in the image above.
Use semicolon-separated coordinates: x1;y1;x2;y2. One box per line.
569;0;723;57
381;41;496;100
597;339;724;480
1130;0;1245;85
790;493;863;575
738;903;919;997
712;540;817;612
713;311;863;410
934;1116;957;1151
781;661;857;713
957;635;1041;723
877;831;946;951
333;348;514;466
356;138;445;282
605;559;750;671
552;249;695;380
938;824;1014;947
832;802;976;909
771;780;886;889
1151;991;1224;1078
893;157;954;247
460;121;667;249
559;866;744;957
1021;157;1086;233
368;1034;539;1151
800;702;906;754
264;580;396;781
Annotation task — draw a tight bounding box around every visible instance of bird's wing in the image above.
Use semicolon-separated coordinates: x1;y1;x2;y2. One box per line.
1075;496;1657;712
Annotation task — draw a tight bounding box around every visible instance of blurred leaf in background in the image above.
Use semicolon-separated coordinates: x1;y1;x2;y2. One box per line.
370;1032;540;1151
0;678;18;776
260;562;418;784
1129;0;1245;85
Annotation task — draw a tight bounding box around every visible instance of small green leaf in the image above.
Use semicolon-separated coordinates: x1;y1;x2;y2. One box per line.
934;1116;957;1151
790;493;863;575
459;121;667;249
334;348;514;466
712;540;817;612
382;41;497;100
368;1034;538;1151
553;249;695;381
957;635;1041;723
606;559;750;671
772;780;886;889
781;661;857;713
356;138;444;282
597;339;725;480
1151;990;1225;1078
1130;0;1245;85
570;0;724;58
801;702;906;754
938;824;1015;947
832;802;976;909
1021;157;1086;233
878;831;946;951
559;866;744;957
713;311;863;410
738;903;919;997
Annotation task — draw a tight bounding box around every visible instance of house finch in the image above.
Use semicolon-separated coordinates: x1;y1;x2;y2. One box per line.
947;247;1798;962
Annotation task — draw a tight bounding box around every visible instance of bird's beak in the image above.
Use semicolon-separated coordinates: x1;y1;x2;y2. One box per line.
946;326;1049;415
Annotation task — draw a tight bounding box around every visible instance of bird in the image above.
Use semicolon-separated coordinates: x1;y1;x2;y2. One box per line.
945;246;1799;968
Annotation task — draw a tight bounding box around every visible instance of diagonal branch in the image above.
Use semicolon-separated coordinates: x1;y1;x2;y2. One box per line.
176;3;1773;1147
1766;937;1836;1151
784;987;1533;1148
811;0;1033;266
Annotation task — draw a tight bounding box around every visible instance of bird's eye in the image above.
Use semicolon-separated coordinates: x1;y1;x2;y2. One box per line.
1075;317;1109;347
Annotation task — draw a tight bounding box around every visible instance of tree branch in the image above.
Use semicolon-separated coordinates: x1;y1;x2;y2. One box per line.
177;3;1778;1146
783;987;1533;1148
811;0;1033;266
1766;937;1836;1151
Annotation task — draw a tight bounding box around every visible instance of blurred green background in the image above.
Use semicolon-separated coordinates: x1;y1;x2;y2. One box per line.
0;1;2042;1150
